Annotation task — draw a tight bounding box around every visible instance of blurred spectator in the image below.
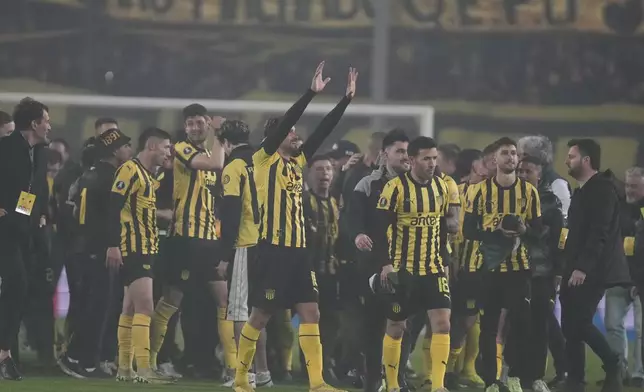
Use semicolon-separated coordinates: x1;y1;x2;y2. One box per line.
0;111;15;138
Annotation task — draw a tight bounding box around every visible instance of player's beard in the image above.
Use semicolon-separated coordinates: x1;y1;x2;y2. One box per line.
568;164;582;179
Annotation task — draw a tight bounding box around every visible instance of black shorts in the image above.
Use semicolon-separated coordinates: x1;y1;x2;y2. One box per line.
249;241;318;312
385;273;452;322
164;235;223;289
480;270;532;311
121;254;156;286
317;273;340;311
452;270;484;316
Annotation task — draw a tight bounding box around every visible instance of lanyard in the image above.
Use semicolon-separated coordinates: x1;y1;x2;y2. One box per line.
27;147;35;193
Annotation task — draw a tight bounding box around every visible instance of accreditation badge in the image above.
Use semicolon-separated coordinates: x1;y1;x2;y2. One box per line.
15;191;37;216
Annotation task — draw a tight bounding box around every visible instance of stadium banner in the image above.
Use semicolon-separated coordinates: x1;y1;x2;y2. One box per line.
35;0;644;34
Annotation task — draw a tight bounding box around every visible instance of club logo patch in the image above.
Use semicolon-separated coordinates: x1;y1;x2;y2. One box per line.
184;147;192;155
181;270;190;281
265;289;275;300
222;174;230;185
392;303;401;313
379;197;388;207
116;181;125;190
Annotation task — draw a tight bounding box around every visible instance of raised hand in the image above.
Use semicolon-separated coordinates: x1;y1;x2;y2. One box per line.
346;67;358;98
311;61;331;93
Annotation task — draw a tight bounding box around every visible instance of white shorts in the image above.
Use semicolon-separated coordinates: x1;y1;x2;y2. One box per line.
227;247;251;322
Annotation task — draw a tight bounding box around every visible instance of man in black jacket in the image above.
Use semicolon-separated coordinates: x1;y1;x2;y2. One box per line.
348;129;409;392
561;138;631;392
0;98;51;380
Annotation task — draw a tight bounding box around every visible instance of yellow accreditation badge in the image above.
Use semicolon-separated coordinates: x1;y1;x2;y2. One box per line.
558;228;569;250
624;236;635;256
15;191;37;216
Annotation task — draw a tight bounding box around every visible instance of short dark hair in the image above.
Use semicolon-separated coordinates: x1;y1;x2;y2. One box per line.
482;142;498;156
370;131;386;143
12;99;49;131
382;128;409;150
49;138;70;152
568;138;601;170
520;155;543;167
47;148;63;166
308;154;332;168
94;117;118;129
0;110;12;126
138;127;171;152
494;137;517;149
182;104;207;120
455;149;482;177
218;119;250;145
408;136;438;157
438;143;460;162
263;117;281;136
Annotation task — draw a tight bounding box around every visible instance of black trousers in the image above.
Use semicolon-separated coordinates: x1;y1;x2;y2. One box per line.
527;276;556;381
547;300;567;377
0;229;31;351
560;280;618;383
479;270;532;386
361;291;387;389
66;250;121;367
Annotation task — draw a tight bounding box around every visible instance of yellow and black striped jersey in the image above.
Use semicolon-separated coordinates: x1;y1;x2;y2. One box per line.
172;141;218;240
377;172;449;275
253;147;307;248
109;159;160;257
304;191;339;274
456;182;483;272
464;177;541;272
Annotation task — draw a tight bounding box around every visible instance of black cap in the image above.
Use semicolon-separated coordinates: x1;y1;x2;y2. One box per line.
97;128;131;157
328;140;360;159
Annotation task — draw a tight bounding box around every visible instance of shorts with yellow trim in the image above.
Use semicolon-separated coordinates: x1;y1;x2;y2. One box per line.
384;272;451;322
164;235;223;289
249;241;318;312
121;254;156;286
451;270;484;316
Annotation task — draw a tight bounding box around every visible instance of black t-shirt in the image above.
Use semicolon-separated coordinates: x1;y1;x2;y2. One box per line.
76;161;117;252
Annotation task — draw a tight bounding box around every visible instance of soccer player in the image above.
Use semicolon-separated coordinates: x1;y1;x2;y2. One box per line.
303;155;341;381
445;149;487;390
463;137;541;392
106;127;172;384
58;128;133;379
234;62;357;392
373;136;452;392
216;119;271;387
148;107;234;379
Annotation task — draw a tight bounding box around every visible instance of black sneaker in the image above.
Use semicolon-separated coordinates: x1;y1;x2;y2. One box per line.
548;374;567;389
444;372;461;390
57;356;86;379
601;364;623;392
0;357;22;381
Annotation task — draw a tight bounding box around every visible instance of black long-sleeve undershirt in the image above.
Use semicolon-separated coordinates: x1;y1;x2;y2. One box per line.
106;192;127;248
301;96;352;160
263;89;317;156
219;194;242;263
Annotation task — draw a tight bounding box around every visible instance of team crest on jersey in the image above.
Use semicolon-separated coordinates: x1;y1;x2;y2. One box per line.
485;200;495;210
265;289;275;300
181;270;190;281
392;303;401;313
143;264;151;270
222;174;230;185
183;147;192;155
116;181;125;190
379;197;388;207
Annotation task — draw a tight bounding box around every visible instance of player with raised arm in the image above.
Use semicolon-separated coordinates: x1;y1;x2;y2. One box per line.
234;62;357;392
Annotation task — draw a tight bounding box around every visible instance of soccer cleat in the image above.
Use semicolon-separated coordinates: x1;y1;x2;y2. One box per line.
116;368;136;382
532;379;551;392
158;362;182;379
234;383;256;392
57;356;86;379
486;381;511;392
0;357;23;381
506;377;523;392
309;383;348;392
133;368;175;384
222;367;235;387
256;371;274;388
460;372;485;387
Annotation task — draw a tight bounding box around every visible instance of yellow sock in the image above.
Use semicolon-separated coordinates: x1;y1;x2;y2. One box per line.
383;334;402;391
430;333;450;390
236;323;260;385
463;318;480;376
496;343;504;380
150;300;178;368
282;310;294;372
299;323;325;388
117;314;133;370
447;347;462;372
422;337;432;381
132;313;152;370
455;347;466;374
217;307;237;370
